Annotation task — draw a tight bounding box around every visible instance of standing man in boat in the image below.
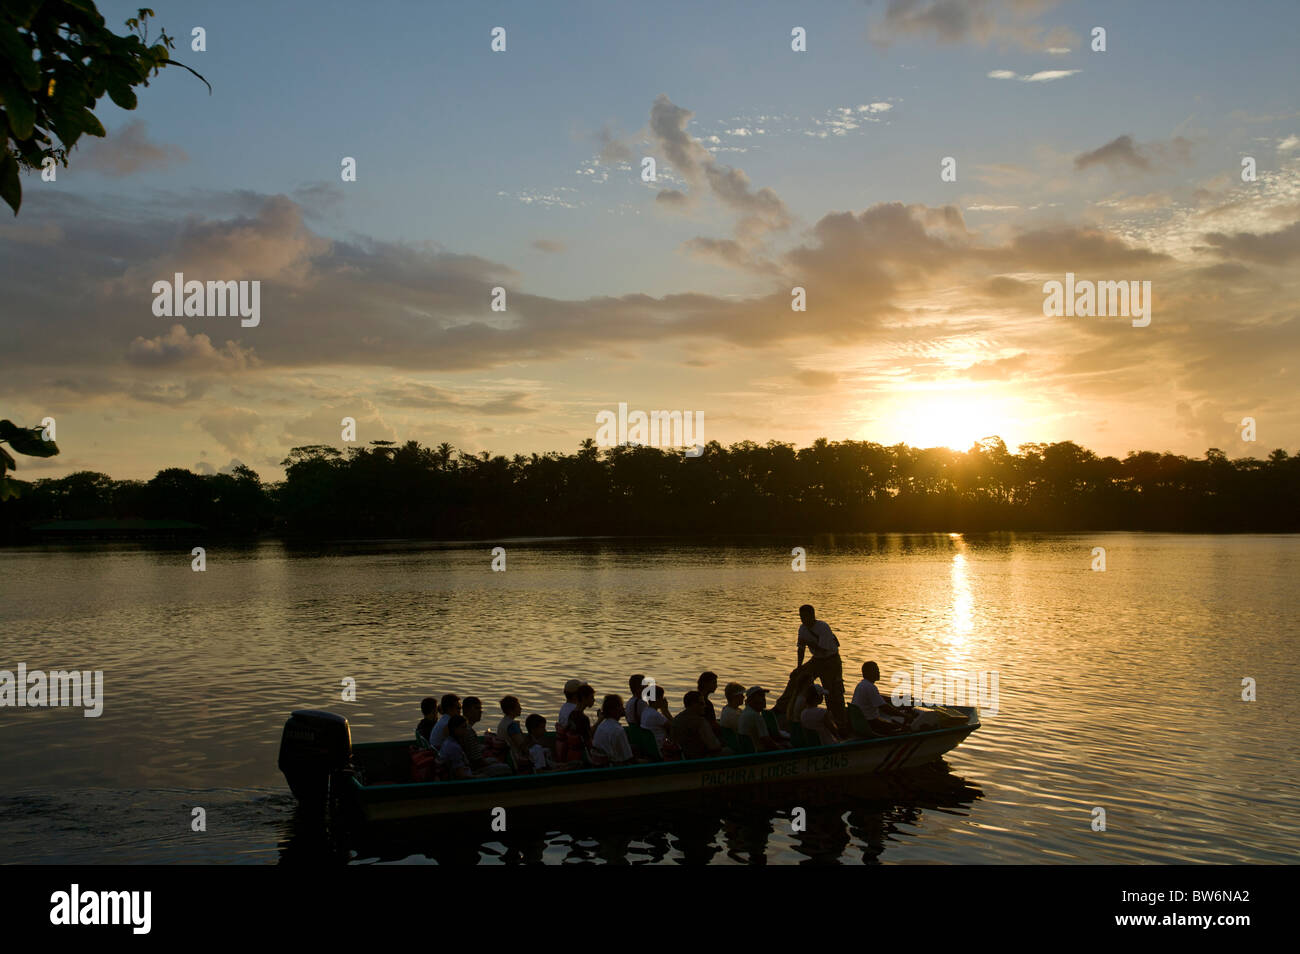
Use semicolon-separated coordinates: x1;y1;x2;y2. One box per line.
773;604;847;729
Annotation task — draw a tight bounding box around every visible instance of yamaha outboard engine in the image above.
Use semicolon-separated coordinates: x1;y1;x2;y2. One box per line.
278;709;352;807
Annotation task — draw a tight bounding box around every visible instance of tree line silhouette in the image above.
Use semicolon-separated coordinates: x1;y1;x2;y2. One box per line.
2;436;1296;542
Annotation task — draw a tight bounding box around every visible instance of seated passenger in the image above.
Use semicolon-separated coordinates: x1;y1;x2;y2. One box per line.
739;686;789;752
851;661;908;735
718;682;745;732
524;713;581;773
416;696;438;746
625;674;647;728
462;697;513;776
497;695;528;760
639;684;674;757
558;678;586;732
569;683;597;752
439;716;474;779
591;694;637;766
697;671;721;732
428;693;461;750
798;683;843;745
672;690;726;759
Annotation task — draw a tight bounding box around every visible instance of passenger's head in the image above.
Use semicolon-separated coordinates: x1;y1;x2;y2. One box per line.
682;690;703;713
745;686;767;710
629;674;644;696
649;684;665;706
524;713;546;737
447;715;468;740
601;694;625;720
862;661;880;682
579;684;596;707
440;693;461;715
500;695;521;718
462;696;482;723
564;678;584;701
805;683;824;706
724;682;745;707
420;696;438;716
799;604;816;626
697;671;718;694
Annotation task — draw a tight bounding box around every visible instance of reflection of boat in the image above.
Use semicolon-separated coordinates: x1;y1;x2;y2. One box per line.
278;706;980;825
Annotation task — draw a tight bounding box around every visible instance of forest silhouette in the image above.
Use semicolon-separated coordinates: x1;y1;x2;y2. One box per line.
2;436;1296;541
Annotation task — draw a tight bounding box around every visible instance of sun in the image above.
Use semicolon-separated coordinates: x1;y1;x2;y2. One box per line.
891;392;1017;450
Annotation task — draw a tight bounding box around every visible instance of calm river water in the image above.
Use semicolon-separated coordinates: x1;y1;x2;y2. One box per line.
1;533;1295;864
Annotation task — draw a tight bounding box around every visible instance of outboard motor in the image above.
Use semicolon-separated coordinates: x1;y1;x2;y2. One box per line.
278;710;352;807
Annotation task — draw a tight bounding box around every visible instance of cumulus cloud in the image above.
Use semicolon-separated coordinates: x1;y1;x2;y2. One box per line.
127;324;258;370
198;408;262;455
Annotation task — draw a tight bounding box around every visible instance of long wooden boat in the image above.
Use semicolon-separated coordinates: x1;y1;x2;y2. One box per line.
278;706;981;824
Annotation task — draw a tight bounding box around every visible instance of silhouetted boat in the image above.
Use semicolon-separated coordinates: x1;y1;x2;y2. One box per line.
278;707;980;823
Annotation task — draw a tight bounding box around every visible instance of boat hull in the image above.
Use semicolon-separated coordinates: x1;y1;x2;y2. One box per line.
342;708;980;824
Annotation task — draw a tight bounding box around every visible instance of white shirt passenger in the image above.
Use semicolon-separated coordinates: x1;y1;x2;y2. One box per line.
558;701;576;732
640;708;668;754
428;713;453;750
851;680;888;720
592;718;633;763
719;705;741;732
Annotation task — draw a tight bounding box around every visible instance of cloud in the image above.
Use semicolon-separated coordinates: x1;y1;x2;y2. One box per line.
5;180;1298;468
871;0;1077;52
194;458;248;476
198;408;262;455
127;324;258;370
531;238;566;253
372;381;542;415
961;353;1032;380
986;69;1081;82
77;121;187;177
1277;134;1300;153
1203;220;1300;265
595;124;633;163
1074;135;1193;174
647;95;792;240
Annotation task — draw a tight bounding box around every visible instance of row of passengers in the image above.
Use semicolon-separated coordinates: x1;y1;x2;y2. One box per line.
587;673;730;760
720;661;915;751
416;694;515;778
549;676;727;763
418;659;907;778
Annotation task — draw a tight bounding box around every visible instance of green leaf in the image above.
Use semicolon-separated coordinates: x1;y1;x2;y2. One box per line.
0;26;39;90
0;76;37;139
0;153;20;215
78;107;106;137
104;77;137;110
0;420;58;457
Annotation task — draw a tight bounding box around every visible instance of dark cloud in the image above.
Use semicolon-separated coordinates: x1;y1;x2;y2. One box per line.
871;0;1076;51
1203;220;1300;265
1074;135;1193;174
646;95;792;239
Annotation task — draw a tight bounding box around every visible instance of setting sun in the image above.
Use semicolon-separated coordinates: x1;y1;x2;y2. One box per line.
884;392;1020;451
